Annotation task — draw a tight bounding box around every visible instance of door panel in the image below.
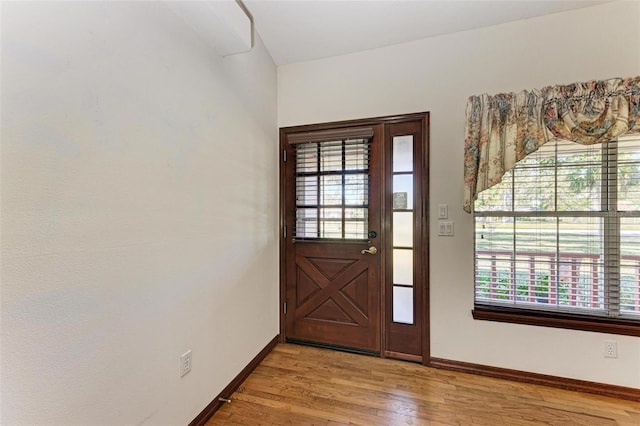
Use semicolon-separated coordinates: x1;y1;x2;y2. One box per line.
286;242;380;351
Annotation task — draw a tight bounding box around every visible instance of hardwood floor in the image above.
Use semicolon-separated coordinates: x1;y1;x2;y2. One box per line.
206;344;640;425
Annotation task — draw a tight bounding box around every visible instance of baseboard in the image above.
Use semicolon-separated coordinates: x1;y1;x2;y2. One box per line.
429;357;640;402
189;335;280;426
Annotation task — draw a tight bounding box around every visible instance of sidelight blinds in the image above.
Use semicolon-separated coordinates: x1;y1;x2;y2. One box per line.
474;137;640;319
291;132;371;241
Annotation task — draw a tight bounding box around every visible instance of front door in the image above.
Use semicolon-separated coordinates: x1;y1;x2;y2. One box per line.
282;125;382;352
280;113;428;360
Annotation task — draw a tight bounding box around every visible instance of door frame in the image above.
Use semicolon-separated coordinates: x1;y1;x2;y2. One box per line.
279;112;430;365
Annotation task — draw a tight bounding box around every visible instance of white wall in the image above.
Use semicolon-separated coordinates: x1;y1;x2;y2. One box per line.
279;1;640;388
1;2;278;425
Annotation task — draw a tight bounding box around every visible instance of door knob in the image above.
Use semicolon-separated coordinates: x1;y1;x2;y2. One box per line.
361;246;378;255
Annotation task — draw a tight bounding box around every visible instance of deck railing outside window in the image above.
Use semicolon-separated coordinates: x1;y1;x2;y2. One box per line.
475;249;640;316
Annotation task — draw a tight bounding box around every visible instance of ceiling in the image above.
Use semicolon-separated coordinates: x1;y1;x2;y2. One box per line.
243;0;610;65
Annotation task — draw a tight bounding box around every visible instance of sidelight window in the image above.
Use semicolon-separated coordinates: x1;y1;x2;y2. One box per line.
391;135;415;324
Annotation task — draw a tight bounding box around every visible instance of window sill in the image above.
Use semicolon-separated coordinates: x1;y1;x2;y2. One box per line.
472;306;640;337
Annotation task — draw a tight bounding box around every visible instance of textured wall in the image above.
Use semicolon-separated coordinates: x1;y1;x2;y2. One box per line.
278;1;640;388
1;2;278;424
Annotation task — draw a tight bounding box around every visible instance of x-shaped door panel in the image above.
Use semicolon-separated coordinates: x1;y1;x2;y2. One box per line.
295;255;369;326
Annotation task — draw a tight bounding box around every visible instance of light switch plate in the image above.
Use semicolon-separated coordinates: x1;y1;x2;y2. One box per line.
438;221;454;236
438;204;448;219
445;221;454;236
438;222;446;235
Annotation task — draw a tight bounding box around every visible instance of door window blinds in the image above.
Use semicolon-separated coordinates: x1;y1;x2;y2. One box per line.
290;128;373;241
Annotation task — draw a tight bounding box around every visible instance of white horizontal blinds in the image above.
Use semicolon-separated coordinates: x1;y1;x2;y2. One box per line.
474;137;640;319
618;137;640;315
291;129;372;240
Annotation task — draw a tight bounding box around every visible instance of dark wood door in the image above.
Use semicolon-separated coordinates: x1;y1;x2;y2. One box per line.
282;125;383;352
280;113;429;361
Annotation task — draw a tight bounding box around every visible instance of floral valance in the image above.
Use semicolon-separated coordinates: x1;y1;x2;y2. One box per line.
463;76;640;213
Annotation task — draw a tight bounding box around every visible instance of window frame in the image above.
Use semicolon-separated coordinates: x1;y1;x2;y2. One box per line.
472;138;640;337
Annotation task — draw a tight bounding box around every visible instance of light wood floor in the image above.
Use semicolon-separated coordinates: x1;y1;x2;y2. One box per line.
207;343;640;425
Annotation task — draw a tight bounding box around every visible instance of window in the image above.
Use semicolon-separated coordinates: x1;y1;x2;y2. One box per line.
473;137;640;335
293;138;370;240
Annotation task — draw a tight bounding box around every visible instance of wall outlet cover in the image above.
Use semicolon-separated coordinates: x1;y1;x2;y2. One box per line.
180;350;192;376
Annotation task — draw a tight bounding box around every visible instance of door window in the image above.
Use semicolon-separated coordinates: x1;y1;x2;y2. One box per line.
294;139;370;240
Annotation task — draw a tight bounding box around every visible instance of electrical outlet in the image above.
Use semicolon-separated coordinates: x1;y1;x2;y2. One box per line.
180;350;192;376
604;341;617;358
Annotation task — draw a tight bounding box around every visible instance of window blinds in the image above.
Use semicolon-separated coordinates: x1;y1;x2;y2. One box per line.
474;137;640;319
